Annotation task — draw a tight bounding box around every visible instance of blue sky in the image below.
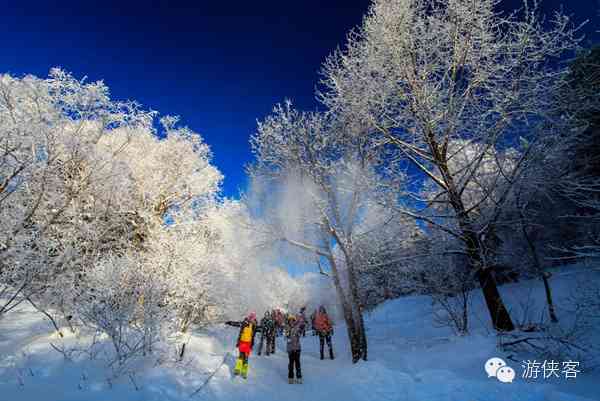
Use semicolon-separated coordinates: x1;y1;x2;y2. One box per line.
1;0;598;198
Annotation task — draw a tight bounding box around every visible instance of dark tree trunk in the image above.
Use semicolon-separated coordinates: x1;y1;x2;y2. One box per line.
436;153;515;333
542;272;559;323
476;267;515;331
345;258;368;361
333;235;368;362
356;306;368;361
179;343;186;361
327;255;364;362
463;225;515;332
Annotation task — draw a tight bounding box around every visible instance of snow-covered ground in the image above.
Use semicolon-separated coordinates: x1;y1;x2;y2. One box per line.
1;266;599;401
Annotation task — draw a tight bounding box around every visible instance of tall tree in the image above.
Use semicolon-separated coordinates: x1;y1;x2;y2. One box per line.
319;0;581;331
249;102;409;361
0;69;153;319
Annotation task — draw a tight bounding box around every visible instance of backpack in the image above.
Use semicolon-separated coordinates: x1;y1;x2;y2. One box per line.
314;312;332;332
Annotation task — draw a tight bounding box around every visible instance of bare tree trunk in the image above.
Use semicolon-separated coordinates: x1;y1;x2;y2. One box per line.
476;267;514;331
518;209;559;323
327;255;364;362
463;227;515;332
179;343;186;361
541;272;558;323
344;257;368;361
437;154;515;332
464;293;469;333
355;304;367;361
331;231;368;362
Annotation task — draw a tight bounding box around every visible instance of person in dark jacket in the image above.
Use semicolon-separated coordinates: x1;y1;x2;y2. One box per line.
285;315;303;384
298;306;308;337
225;312;259;379
273;308;285;336
313;305;334;360
257;310;276;356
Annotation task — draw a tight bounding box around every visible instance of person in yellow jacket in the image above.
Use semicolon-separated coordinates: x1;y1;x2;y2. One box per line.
226;312;259;379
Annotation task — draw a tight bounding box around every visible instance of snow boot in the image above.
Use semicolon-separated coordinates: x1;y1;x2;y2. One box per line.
296;378;303;384
234;358;243;375
241;362;249;379
330;349;335;360
320;352;324;360
288;378;294;384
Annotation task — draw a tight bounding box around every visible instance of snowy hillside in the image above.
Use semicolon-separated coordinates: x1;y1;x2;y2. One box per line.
1;266;598;401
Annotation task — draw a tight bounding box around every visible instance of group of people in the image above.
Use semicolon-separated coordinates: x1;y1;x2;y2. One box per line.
225;305;335;383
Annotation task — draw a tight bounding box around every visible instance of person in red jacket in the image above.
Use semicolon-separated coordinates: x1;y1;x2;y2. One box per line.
313;305;334;360
226;312;259;379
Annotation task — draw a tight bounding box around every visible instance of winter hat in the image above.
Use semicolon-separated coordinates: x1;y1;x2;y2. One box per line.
248;311;257;321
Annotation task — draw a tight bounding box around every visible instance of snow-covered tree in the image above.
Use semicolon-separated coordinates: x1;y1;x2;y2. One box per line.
76;253;168;362
0;69;235;352
319;0;582;331
0;68;325;372
0;69;153;319
249;102;411;362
